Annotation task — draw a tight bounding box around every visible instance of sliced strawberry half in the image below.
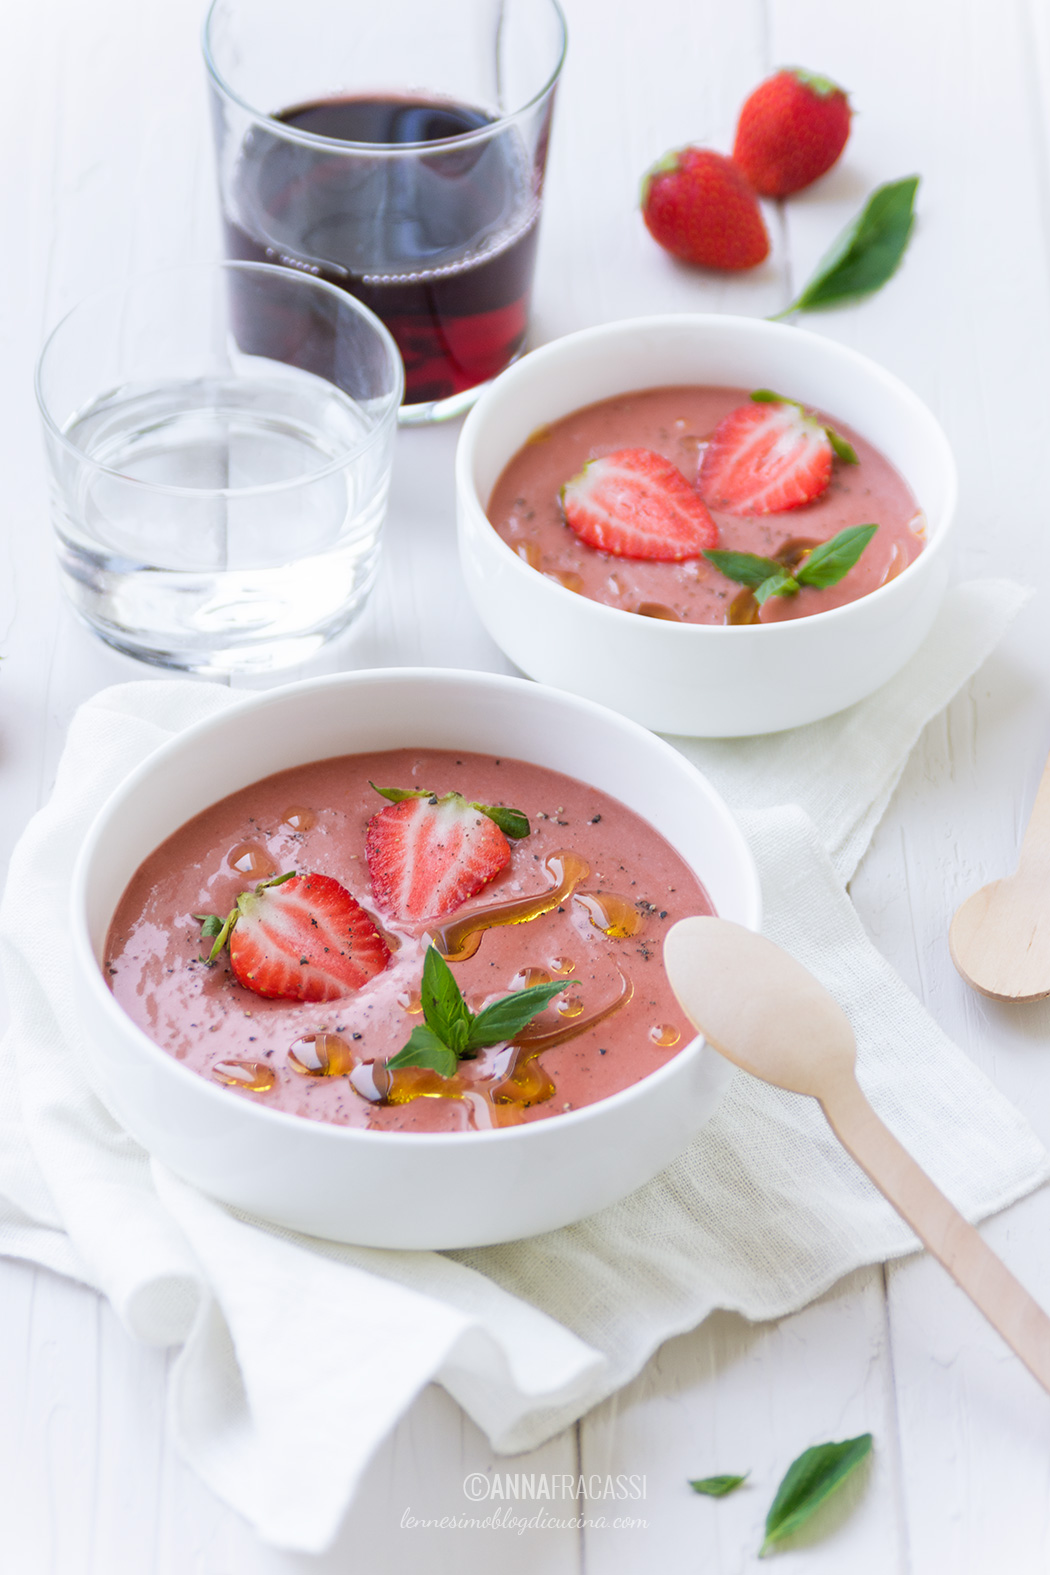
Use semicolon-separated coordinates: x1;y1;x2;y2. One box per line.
560;448;718;560
698;400;833;515
199;871;391;1002
366;786;527;925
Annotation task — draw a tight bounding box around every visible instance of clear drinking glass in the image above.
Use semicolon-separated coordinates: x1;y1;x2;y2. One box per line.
35;261;403;674
204;0;567;424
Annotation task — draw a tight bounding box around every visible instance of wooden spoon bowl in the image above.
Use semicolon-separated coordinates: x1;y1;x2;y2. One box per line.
949;747;1050;1000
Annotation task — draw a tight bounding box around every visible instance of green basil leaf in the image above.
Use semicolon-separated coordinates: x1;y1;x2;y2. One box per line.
689;1473;748;1498
703;548;783;588
194;913;224;938
754;572;798;605
776;177;919;316
796;524;878;588
386;1025;459;1078
761;1434;872;1555
369;781;433;804
467;979;569;1050
474;802;531;839
420;947;472;1049
750;388;794;406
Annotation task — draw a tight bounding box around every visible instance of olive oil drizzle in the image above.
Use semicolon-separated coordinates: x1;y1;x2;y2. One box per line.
427;850;590;961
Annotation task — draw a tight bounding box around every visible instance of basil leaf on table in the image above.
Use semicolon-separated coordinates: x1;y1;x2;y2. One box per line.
760;1434;873;1555
689;1473;749;1497
774;177;919;317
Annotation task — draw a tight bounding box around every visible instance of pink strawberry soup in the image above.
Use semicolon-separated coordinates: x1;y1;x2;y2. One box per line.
104;749;714;1134
486;385;925;624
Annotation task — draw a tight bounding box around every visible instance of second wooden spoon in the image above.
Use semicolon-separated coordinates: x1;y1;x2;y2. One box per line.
950;746;1050;1000
664;915;1050;1395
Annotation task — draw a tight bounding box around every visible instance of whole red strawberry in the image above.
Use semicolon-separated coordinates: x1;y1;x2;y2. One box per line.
733;69;851;198
641;147;769;271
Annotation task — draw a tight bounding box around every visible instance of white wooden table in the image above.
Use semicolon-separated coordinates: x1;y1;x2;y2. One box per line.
4;0;1050;1568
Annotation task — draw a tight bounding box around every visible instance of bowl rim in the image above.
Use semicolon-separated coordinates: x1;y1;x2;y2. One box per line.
455;311;958;637
69;666;761;1149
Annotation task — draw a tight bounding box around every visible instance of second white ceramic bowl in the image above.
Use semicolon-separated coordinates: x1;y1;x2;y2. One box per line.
69;668;760;1249
456;314;957;736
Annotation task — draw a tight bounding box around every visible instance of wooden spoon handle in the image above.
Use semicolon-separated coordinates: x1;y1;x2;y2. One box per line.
1018;748;1050;874
821;1071;1050;1394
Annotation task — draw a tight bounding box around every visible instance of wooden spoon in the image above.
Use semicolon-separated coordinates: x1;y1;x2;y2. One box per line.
664;916;1050;1395
949;749;1050;1000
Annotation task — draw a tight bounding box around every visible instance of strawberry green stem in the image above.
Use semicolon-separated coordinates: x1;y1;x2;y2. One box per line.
199;869;295;964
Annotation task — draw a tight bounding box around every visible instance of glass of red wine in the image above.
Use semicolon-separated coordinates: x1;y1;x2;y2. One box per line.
204;0;567;423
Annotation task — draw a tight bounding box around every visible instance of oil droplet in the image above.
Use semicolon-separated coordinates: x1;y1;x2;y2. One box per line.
549;955;576;975
556;995;584;1018
650;1024;681;1048
350;1060;390;1102
546;570;584;593
515;970;633;1055
492;1056;557;1108
525;424;551;446
287;1032;355;1077
775;538;821;571
514;541;541;570
511;966;552;990
879;541;906;587
281;805;317;831
212;1060;275;1093
385;1066;465;1105
575;891;644;939
228;842;277;879
398;990;424;1015
727;587;760;626
636;602;681;621
430;851;590;962
461;1090;497;1131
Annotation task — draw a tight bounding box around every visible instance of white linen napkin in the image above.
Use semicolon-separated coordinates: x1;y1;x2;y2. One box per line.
0;579;1046;1553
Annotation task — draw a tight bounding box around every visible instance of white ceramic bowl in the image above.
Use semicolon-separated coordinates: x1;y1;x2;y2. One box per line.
70;668;760;1250
456;314;958;736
